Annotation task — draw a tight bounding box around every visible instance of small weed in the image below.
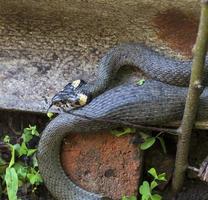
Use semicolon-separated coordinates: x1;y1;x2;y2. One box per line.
111;127;136;137
121;168;166;200
111;129;167;200
122;195;137;200
0;125;43;200
139;168;166;200
139;132;167;154
111;128;166;154
136;79;145;86
47;112;54;120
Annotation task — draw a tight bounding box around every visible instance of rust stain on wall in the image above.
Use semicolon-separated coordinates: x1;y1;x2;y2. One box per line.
152;9;198;57
61;132;142;200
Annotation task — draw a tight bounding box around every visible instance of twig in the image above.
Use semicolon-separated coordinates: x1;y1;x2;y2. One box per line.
67;111;178;135
171;1;208;195
187;165;200;172
164;120;208;130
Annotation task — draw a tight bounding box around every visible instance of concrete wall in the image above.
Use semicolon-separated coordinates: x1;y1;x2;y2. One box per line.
0;0;200;112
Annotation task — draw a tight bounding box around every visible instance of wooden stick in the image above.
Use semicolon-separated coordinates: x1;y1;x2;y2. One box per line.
164;120;208;130
171;1;208;195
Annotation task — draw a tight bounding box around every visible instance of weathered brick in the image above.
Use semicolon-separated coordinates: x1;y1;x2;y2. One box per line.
61;132;142;200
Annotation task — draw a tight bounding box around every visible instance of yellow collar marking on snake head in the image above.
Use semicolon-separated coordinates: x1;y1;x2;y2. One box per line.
72;80;81;88
78;93;88;106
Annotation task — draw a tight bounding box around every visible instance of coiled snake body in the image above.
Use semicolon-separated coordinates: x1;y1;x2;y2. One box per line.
37;44;208;200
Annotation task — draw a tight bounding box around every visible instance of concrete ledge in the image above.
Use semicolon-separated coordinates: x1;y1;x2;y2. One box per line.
0;0;200;113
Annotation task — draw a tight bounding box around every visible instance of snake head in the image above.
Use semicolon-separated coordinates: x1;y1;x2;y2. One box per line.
49;79;91;110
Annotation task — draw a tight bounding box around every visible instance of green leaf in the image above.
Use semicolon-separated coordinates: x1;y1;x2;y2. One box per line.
13;143;20;151
47;112;54;119
9;145;15;168
111;127;136;137
150;180;158;190
157;173;167;182
32;154;39;168
141;196;149;200
139;181;151;197
30;125;39;136
5;167;18;200
22;125;39;143
137;79;145;86
27;169;43;185
140;137;156;150
148;168;158;179
129;196;137;200
151;194;162;200
27;149;37;157
122;196;137;200
157;137;167;154
13;162;28;180
17;142;37;157
18;142;28;157
22;130;33;143
3;135;10;144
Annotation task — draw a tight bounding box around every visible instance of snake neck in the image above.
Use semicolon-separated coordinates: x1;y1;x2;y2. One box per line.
82;78;111;98
80;43;208;98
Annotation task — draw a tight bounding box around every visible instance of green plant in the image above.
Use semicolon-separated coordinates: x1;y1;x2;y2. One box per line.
139;132;166;154
111;128;166;154
122;195;137;200
139;168;166;200
0;125;43;200
121;168;166;200
111;127;136;137
112;128;167;200
47;112;54;120
136;79;145;86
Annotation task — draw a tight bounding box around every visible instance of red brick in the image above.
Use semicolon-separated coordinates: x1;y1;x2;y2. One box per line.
61;132;142;200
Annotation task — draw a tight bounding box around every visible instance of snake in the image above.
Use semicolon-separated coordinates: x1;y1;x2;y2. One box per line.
37;43;208;200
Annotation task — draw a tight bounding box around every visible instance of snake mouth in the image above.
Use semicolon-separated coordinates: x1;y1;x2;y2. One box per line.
63;93;88;108
49;91;89;111
48;79;90;111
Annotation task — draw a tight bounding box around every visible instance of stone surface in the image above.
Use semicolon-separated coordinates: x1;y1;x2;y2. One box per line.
152;8;198;57
0;0;200;113
61;132;142;199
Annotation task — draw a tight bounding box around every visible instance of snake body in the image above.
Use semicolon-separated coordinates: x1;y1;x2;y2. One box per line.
37;43;208;200
77;43;208;98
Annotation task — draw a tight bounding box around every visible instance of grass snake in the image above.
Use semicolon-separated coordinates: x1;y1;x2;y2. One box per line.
37;43;208;200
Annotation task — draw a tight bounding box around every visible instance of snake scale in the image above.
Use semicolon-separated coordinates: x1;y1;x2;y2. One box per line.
37;43;208;200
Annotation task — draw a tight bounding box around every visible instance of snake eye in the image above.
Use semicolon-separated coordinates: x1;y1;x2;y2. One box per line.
54;102;61;106
69;93;88;108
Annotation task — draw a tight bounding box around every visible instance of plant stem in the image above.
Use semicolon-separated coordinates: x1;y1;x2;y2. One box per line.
171;1;208;195
68;111;178;134
164;120;208;130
